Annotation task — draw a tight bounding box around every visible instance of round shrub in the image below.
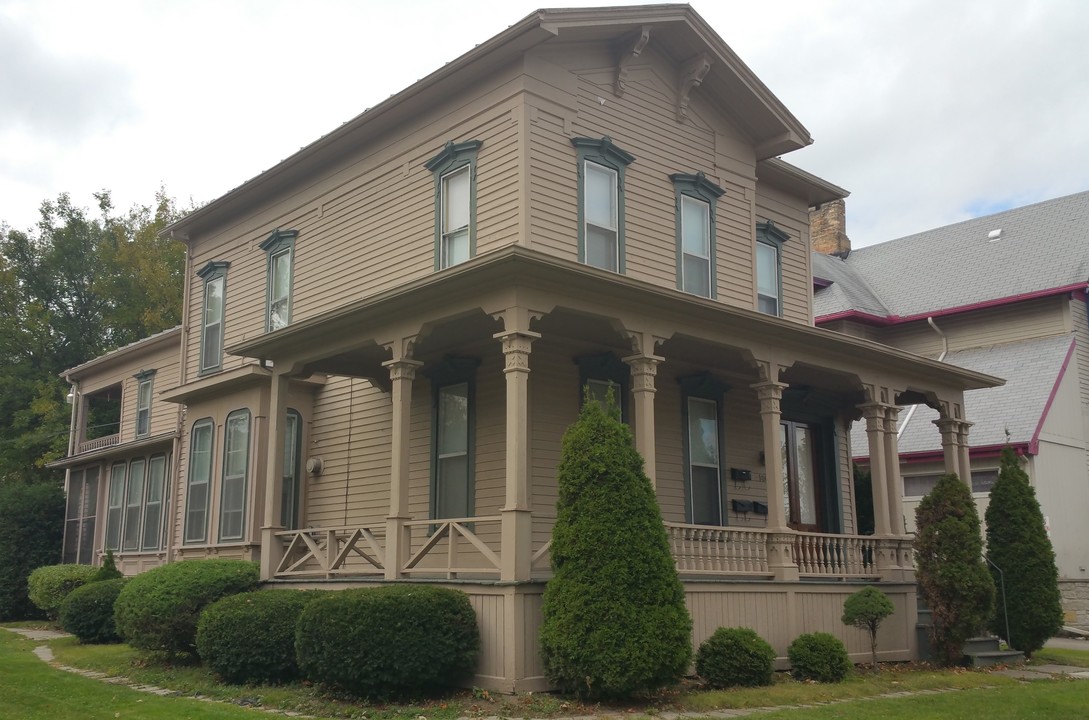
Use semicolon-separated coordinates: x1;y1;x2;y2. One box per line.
695;627;775;688
58;578;126;643
296;585;479;699
27;563;99;618
114;559;259;655
787;632;851;683
197;590;323;684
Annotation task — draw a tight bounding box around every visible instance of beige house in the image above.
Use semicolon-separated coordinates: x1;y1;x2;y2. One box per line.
813;192;1089;630
57;6;1000;691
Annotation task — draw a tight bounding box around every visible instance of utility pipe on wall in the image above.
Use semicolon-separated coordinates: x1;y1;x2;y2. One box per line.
897;316;948;439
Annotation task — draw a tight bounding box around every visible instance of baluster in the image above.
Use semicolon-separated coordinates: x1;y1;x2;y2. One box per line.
447;523;458;580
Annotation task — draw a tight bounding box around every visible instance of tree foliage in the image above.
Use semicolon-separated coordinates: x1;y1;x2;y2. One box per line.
0;481;64;620
842;586;894;669
540;396;692;699
914;473;995;665
984;447;1063;657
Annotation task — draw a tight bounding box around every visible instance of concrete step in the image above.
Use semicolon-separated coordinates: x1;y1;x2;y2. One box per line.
967;649;1024;667
963;636;1002;654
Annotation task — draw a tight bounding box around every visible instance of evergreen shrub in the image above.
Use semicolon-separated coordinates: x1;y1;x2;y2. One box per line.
539;396;692;699
787;632;851;683
58;578;126;644
0;482;65;621
295;585;479;699
695;627;775;688
914;473;994;665
197;590;323;684
842;586;894;669
27;563;99;618
92;549;123;582
984;447;1063;657
113;559;259;655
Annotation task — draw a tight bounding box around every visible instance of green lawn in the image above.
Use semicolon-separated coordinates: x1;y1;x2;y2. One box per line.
1030;647;1089;668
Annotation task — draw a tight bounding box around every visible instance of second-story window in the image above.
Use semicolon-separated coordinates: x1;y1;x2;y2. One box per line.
756;221;789;316
671;173;725;298
426;140;482;270
197;262;230;373
572;137;635;273
134;370;154;438
261;229;296;331
219;409;251;541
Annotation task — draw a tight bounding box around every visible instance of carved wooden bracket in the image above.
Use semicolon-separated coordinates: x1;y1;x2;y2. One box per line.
614;26;651;97
676;53;711;123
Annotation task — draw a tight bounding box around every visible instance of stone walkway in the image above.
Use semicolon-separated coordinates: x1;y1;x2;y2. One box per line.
4;627;1087;720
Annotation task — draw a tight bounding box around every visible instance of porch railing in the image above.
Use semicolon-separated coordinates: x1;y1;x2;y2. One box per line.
77;433;120;454
794;531;879;578
666;522;772;576
274;525;386;578
401;516;502;579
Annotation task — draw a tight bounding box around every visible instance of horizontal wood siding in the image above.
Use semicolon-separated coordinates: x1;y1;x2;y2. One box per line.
839;418;856;535
1071;298;1089;482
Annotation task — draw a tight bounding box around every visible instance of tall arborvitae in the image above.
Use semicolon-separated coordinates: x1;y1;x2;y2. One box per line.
540;394;691;699
914;473;995;665
984;447;1063;656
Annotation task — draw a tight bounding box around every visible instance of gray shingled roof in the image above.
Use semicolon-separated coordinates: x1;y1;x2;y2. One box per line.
812;253;889;318
816;190;1089;319
850;333;1075;457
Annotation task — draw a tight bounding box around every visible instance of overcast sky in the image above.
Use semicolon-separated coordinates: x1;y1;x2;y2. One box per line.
2;0;1087;247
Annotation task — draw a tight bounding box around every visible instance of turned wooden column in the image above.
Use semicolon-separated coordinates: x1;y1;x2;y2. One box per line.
259;370;290;581
623;352;663;487
751;379;797;580
933;417;961;479
859;403;893;537
883;405;905;536
382;358;423;580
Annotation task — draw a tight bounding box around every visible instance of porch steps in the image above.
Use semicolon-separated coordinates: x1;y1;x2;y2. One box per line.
915;593;1024;666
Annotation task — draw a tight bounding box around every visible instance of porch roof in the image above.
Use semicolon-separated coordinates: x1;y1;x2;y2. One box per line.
228;247;1002;394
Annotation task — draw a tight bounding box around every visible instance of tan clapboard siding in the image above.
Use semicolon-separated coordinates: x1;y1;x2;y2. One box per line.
716;180;757;309
688;587;791;652
877;295;1069;356
469;593;507;681
755;186;811;325
655;374;686;523
721;383;771;528
147;355;181;438
838;418;856;535
821;319;880;341
77;340;180;445
527;106;578;259
528;340;577;547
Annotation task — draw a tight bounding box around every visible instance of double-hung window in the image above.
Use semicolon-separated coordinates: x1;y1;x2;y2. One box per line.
197;262;229;373
428;358;478;521
122;458;146;551
184;419;214;544
280;410;302;530
680;374;729;526
105;462;126;551
576;352;629;421
261;229;296;331
671;173;725;298
755;221;789;316
572;137;635;273
219;410;251;541
426;140;482;270
142;454;167;551
134;370;154;438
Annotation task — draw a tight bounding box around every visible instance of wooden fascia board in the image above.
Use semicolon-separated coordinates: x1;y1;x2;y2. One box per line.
159;363;272;404
757;158;849;207
61;327;182;382
46;433;175;469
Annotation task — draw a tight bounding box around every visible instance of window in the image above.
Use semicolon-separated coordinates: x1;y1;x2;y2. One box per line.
903;469;997;497
184;419;215;544
122;458;146;551
756;221;788;316
134;370;154;438
63;467;99;564
780;420;821;531
671;173;725;297
426;140;482;270
680;374;729;525
197;262;229;373
105;462;126;551
428;358;478;520
100;454;169;554
219;410;251;541
142;455;167;551
572;137;635;273
261;229;296;331
281;410;302;530
576;352;629;420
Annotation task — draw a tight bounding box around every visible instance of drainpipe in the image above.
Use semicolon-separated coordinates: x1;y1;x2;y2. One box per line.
65;377;80;457
897;317;948;440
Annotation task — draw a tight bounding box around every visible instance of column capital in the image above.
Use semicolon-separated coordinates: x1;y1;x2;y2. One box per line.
494;330;540;373
381;358;424;382
622;353;664;392
750;379;788;414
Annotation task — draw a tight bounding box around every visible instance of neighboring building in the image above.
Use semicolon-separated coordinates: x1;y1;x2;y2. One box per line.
55;6;999;690
813;192;1089;630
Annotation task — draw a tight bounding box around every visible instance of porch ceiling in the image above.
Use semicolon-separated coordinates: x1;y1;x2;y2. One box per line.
227;246;1003;394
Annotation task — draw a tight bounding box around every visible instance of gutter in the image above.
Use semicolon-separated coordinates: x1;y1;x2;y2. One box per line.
897;317;948;440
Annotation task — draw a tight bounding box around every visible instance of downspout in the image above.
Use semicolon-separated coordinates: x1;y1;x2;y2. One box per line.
897;317;948;439
65;377;80;457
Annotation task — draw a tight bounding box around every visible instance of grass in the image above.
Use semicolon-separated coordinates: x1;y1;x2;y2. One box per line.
1029;647;1089;668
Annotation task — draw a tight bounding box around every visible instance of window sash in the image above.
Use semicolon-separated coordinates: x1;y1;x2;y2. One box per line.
584;161;619;271
136;378;152;437
441;166;471;268
435;383;470;519
280;412;301;530
122;458;146;552
681;196;711;296
185;422;213;543
142;455;167;551
756;241;780;315
268;248;291;330
219;412;250;541
105;462;126;551
687;397;722;526
202;276;224;370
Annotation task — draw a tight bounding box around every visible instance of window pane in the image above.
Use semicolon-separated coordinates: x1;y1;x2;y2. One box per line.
281;413;300;530
204;277;224;324
758;294;779;315
687;398;719;467
82;470;99;520
794;427;816;525
443;228;470;267
185;484;207;543
202;276;224;368
123;459;146;551
683;254;711;296
585;225;618;271
142;456;166;550
106;463;126;551
971;470;998;494
269;250;291;330
585;162;617;230
903;474;941;497
78;514;95;566
691;466;721;525
586;379;621;413
438;384;468;456
224;415;250;477
202;323;221;369
681;196;709;256
65;471;83;522
443;166;470;232
437;455;469;519
756;242;779;297
780;423;791;519
64;519;80;563
186;423;213;543
221;413;250;541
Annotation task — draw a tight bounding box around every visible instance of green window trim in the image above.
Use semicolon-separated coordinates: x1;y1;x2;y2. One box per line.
260;229;297;332
142;454;168;551
572;136;635;273
196;261;230;374
219;409;252;542
756;221;789;317
281;409;303;530
425;140;483;271
575;352;630;422
184;418;215;544
105;462;126;551
679;373;730;526
426;356;479;521
134;369;156;439
671;172;725;298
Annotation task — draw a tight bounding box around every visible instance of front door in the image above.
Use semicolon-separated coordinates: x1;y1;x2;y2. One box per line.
780;420;822;532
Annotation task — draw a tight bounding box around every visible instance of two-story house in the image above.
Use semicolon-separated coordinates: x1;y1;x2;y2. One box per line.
812;192;1089;631
57;6;1000;691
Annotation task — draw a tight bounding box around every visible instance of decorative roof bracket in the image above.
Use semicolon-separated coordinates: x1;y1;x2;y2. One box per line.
614;26;651;97
676;53;712;123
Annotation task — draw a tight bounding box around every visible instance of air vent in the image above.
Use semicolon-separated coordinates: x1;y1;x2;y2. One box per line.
987;229;1002;241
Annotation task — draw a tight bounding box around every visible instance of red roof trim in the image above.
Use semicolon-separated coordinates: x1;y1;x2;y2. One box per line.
1029;337;1077;455
853;442;1030;465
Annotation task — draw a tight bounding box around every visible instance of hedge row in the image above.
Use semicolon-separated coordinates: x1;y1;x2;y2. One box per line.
696;627;853;686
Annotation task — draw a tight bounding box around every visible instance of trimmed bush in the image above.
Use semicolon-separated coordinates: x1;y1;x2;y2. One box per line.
27;563;99;618
540;395;692;699
787;632;851;683
915;473;994;665
296;585;479;699
985;447;1063;657
59;578;126;643
0;482;65;621
92;549;123;582
197;590;323;684
695;627;775;688
842;586;894;669
113;559;259;655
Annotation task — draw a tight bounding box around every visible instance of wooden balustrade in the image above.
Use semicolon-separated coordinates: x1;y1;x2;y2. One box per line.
401;516;502;579
794;531;880;578
274;525;385;578
77;434;120;454
665;522;772;576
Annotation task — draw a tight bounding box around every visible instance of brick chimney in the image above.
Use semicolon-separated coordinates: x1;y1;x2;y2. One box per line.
809;199;851;258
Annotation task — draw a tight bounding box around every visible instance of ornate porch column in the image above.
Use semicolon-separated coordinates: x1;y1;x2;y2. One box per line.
957;420;974;485
622;352;663;487
882;404;905;536
933;417;961;479
859;403;893;537
382;357;423;580
495;329;540;582
260;370;290;581
751;377;797;580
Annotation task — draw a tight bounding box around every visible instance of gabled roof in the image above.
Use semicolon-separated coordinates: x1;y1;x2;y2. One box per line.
164;4;813;239
61;326;182;381
816;190;1089;322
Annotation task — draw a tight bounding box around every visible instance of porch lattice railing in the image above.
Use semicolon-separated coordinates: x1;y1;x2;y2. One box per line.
77;433;120;454
666;522;772;576
401;516;502;579
274;525;386;578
